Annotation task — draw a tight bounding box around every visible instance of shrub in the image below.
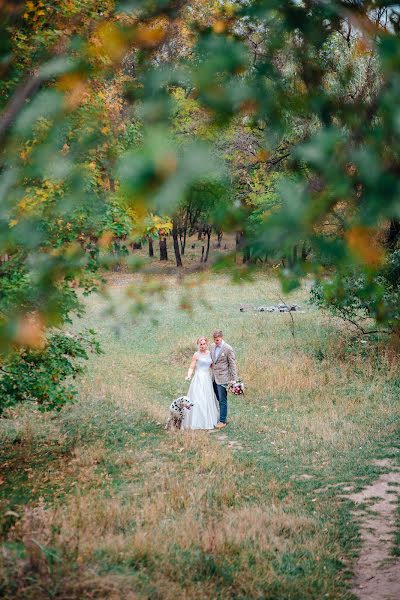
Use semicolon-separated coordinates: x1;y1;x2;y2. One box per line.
0;330;102;414
310;250;400;334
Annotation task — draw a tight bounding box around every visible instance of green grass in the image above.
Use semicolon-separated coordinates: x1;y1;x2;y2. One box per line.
1;273;399;599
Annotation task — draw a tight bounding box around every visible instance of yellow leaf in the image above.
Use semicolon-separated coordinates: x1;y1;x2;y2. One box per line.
57;73;88;109
90;23;127;62
98;230;114;248
346;226;384;267
213;20;226;34
255;149;270;162
14;312;46;349
135;24;166;48
353;38;372;57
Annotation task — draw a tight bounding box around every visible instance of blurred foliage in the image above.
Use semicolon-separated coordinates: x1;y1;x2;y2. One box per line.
1;0;400;407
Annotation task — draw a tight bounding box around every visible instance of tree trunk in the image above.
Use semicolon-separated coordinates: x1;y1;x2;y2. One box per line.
179;229;184;255
386;218;400;250
148;237;154;257
180;212;189;255
235;231;243;250
182;227;187;255
204;229;211;262
159;237;168;261
236;231;246;263
109;177;115;192
243;246;250;264
301;241;311;260
216;231;223;248
200;245;205;262
172;218;183;267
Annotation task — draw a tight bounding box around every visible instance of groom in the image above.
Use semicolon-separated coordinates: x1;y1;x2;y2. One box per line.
211;330;238;429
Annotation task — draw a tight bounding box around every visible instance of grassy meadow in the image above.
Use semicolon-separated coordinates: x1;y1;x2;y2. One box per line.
0;272;399;599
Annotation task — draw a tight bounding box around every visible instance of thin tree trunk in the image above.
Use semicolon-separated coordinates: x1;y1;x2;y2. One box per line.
235;231;245;263
235;231;242;252
301;241;311;260
386;218;400;250
109;177;115;192
182;227;187;255
217;231;223;248
204;229;211;262
148;237;154;257
181;211;189;255
159;238;168;261
172;218;183;267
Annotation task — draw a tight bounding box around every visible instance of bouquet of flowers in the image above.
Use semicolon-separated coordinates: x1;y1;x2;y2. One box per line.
228;380;245;395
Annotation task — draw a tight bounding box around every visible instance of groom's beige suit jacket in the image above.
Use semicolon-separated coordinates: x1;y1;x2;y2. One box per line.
210;342;238;385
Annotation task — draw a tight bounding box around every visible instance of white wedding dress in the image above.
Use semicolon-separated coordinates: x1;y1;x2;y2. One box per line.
182;351;219;430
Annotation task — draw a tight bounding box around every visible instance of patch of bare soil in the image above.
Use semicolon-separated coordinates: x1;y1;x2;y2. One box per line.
346;461;400;600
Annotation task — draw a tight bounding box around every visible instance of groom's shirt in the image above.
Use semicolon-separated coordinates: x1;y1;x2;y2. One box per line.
215;341;224;361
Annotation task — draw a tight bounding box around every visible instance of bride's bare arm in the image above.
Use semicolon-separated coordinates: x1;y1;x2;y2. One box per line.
185;353;197;380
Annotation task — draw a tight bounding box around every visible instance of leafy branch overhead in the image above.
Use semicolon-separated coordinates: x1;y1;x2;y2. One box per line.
1;0;400;410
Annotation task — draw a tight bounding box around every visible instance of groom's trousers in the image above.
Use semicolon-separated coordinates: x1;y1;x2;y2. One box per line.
213;381;228;423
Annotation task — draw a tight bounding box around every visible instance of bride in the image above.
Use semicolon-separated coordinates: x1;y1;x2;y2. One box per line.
182;336;219;430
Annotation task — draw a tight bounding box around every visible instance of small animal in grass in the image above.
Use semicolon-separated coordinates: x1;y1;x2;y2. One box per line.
165;396;194;431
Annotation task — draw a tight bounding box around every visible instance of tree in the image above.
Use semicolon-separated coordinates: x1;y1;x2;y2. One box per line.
172;216;183;267
159;237;168;261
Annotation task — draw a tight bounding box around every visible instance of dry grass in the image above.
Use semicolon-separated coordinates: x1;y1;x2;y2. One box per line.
3;430;331;599
0;272;399;599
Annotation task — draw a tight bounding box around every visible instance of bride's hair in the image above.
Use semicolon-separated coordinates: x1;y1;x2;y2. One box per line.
197;336;208;346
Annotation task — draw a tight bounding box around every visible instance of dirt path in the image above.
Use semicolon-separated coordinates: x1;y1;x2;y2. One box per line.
347;460;400;600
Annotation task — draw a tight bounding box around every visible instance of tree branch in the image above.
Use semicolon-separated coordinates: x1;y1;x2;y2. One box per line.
0;74;44;145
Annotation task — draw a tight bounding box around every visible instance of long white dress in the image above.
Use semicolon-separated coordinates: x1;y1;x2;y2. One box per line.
182;351;219;430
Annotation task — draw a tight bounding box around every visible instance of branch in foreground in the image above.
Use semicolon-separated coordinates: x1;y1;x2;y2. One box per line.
0;74;44;145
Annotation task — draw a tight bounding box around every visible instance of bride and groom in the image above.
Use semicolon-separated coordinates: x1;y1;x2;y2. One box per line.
183;330;238;430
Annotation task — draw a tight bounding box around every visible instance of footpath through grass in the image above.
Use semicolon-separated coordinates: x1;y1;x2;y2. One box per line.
1;273;399;599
